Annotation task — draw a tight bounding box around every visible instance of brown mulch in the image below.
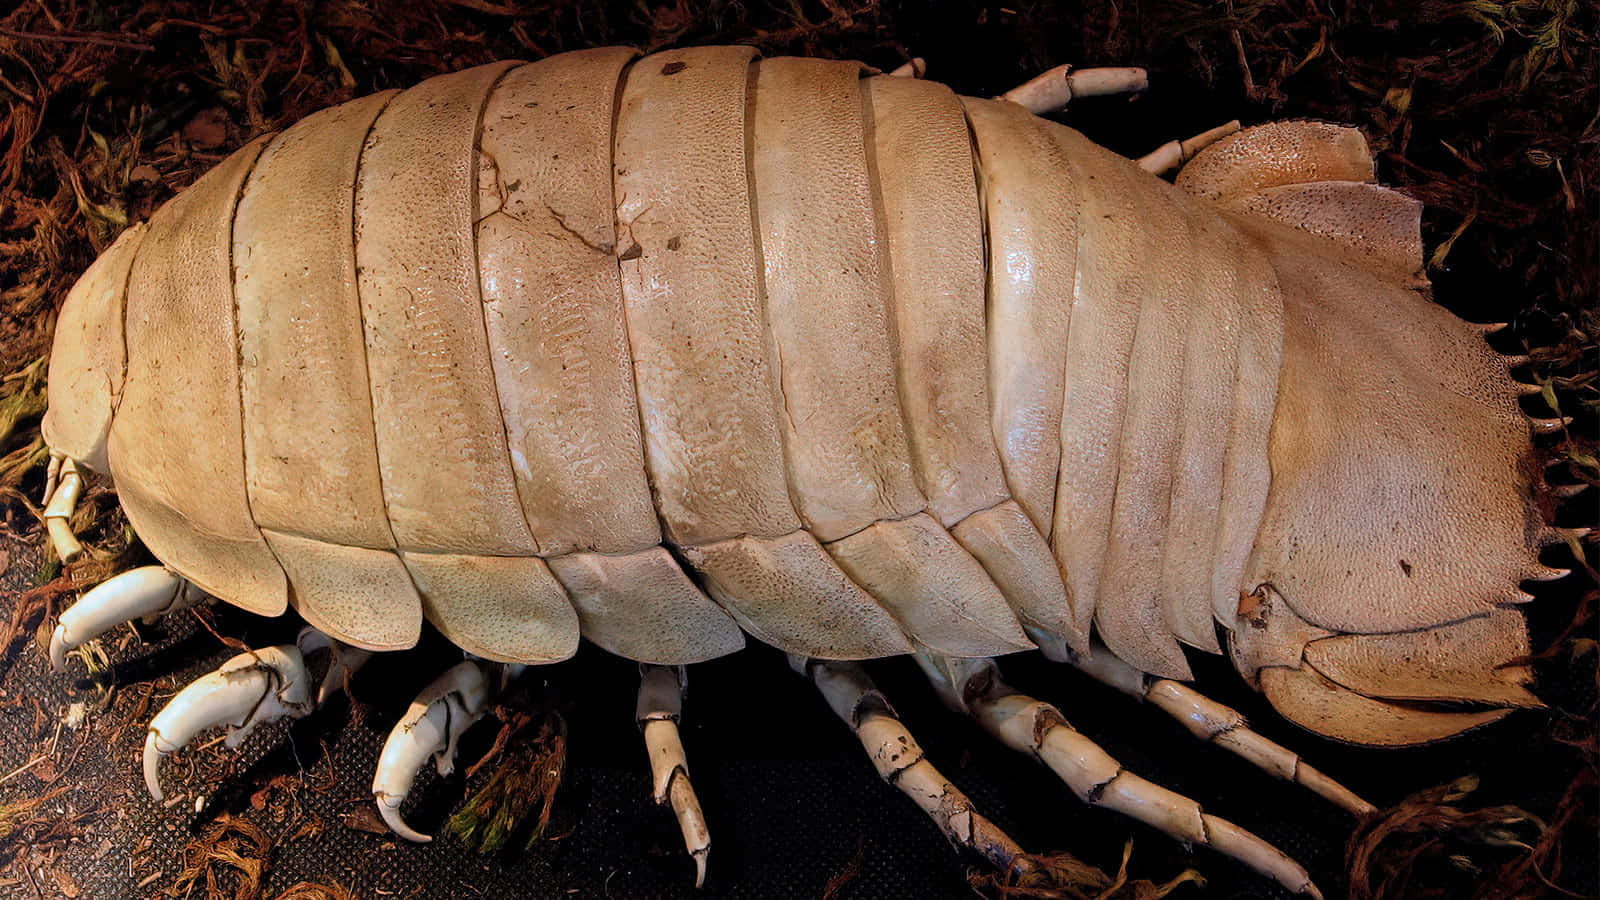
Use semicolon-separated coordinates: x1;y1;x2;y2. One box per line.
169;814;273;900
970;840;1206;900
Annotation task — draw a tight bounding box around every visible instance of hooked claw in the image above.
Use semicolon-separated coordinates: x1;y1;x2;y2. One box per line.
50;566;201;672
372;661;490;842
142;645;314;801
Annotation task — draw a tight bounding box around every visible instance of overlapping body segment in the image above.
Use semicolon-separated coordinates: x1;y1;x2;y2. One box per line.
29;45;1339;662
42;44;1563;896
47;46;1545;731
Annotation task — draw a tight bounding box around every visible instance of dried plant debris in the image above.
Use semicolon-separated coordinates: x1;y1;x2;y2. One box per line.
170;814;272;900
1346;772;1595;900
0;574;73;671
0;0;1593;897
0;785;68;846
447;700;568;853
971;839;1204;900
820;836;868;900
0;358;47;484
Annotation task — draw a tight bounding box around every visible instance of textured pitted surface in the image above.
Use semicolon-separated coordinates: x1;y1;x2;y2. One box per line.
1240;219;1543;636
749;57;925;544
233;90;427;654
235;90;398;553
108;137;288;619
355;61;534;559
863;75;1006;529
40;222;144;475
96;48;1293;667
961;98;1080;540
48;48;1546;733
7;0;1594;894
1173;120;1375;201
612;45;796;548
475;48;660;558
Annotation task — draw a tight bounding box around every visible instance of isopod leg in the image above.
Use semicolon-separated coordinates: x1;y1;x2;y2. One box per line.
888;58;927;78
42;451;84;563
797;656;1031;875
637;665;711;887
143;643;315;800
139;628;362;801
919;654;1322;899
1001;64;1149;114
50;565;206;671
372;660;492;842
1068;647;1375;816
1136;121;1242;174
295;626;373;705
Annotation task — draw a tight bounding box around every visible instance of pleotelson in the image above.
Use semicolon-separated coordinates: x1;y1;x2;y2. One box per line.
100;47;1284;676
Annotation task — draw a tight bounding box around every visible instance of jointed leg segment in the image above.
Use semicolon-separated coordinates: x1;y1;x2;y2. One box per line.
143;643;316;800
888;58;926;79
1137;121;1242;174
637;665;711;886
918;654;1322;898
50;565;205;671
1002;64;1150;114
1068;646;1375;816
141;628;369;801
42;452;84;563
799;656;1030;874
373;660;493;842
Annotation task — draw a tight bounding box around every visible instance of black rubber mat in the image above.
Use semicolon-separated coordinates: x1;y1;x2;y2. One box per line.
1;3;1594;897
0;554;1591;899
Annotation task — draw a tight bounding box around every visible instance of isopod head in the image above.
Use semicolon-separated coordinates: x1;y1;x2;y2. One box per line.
1222;181;1550;746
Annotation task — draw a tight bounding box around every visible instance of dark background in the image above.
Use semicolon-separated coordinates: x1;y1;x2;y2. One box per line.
0;2;1594;898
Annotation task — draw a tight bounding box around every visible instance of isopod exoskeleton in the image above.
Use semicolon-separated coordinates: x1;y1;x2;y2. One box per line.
40;45;1565;896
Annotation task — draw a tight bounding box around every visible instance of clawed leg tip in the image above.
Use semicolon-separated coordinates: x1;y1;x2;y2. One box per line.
47;625;70;673
369;661;490;845
692;848;708;888
49;566;194;674
638;666;715;887
136;644;314;810
141;735;166;802
378;799;433;843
